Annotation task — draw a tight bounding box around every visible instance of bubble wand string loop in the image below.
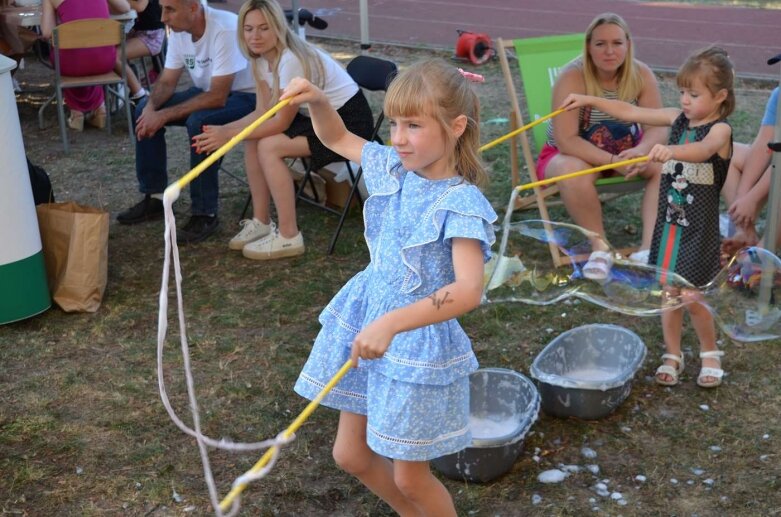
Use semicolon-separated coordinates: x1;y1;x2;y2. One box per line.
218;359;354;513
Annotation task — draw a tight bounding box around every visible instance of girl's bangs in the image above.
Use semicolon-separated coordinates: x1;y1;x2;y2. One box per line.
384;74;436;119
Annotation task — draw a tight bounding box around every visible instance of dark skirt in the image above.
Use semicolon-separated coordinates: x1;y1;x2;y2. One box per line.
283;90;374;171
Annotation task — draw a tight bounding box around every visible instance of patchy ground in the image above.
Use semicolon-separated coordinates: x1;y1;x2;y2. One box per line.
2;39;780;516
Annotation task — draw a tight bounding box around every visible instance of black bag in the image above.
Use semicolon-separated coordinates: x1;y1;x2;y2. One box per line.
27;158;55;205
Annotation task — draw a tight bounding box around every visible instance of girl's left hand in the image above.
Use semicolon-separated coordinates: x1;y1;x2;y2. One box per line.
350;318;395;365
616;148;648;178
191;125;230;154
280;77;327;107
647;144;673;163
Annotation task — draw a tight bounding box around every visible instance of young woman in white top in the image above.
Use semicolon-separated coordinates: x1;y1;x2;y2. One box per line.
192;0;373;260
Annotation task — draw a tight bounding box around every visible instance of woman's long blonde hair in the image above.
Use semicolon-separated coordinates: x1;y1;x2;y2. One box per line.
237;0;325;103
582;12;644;102
383;59;487;187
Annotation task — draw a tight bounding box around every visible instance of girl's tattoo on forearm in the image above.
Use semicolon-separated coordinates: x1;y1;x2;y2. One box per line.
428;291;453;310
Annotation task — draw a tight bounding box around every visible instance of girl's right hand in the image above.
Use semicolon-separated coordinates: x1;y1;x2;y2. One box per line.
280;77;327;107
350;318;396;365
559;93;590;111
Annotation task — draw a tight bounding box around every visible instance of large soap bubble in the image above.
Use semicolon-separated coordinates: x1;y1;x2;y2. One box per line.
484;218;781;343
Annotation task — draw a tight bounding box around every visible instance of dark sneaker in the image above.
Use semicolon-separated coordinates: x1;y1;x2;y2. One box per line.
177;215;219;244
117;195;163;225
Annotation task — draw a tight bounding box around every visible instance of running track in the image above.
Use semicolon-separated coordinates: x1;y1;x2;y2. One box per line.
213;0;781;79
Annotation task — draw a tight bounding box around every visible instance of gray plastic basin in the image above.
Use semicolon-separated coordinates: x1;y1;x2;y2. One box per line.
530;324;646;420
432;368;540;483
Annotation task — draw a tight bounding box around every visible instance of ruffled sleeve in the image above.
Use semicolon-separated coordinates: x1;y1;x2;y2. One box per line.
442;209;496;264
400;183;497;293
360;141;405;196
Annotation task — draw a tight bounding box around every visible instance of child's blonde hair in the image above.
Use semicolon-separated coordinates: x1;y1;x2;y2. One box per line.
582;12;644;102
237;0;325;103
383;59;487;187
676;46;735;119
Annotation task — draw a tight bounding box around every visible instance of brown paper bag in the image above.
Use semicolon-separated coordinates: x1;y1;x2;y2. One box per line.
36;202;109;313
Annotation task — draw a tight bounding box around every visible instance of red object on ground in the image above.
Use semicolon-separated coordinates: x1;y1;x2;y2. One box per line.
455;30;494;66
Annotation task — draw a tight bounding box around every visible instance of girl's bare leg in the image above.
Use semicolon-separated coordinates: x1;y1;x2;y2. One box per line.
333;412;422;516
687;301;720;385
393;460;457;517
658;306;685;384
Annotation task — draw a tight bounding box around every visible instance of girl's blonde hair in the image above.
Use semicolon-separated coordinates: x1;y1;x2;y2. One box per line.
237;0;325;103
677;46;735;119
383;59;488;187
582;12;644;102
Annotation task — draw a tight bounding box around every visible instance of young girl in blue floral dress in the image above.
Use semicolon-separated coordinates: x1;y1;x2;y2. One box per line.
284;59;496;515
562;47;735;389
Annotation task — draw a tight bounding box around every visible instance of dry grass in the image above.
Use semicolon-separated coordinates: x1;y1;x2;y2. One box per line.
1;39;780;516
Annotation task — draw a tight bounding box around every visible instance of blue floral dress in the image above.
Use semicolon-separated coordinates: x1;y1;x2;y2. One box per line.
294;142;497;461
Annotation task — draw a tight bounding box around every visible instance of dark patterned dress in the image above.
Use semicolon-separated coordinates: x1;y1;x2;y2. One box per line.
648;113;731;287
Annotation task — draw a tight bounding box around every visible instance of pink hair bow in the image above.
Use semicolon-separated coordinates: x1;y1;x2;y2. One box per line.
458;68;485;83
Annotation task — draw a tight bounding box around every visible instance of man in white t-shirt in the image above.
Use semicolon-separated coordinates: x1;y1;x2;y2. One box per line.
117;0;256;244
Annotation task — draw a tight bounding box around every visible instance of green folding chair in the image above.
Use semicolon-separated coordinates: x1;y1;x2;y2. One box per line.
497;33;645;266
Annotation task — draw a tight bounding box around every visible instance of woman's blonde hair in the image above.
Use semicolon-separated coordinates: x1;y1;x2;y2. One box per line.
677;46;735;119
383;59;488;187
582;12;644;102
237;0;325;103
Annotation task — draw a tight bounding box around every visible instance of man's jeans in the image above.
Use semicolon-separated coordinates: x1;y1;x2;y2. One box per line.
133;88;256;216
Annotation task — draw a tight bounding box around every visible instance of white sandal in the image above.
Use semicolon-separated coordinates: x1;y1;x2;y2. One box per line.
583;250;613;281
697;350;725;388
655;352;684;386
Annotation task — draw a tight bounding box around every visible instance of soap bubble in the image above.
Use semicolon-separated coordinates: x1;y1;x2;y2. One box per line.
484;219;781;343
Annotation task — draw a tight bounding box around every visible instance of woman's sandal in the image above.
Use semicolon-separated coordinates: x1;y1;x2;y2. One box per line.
655;352;684;386
697;350;724;388
87;105;107;129
583;250;613;281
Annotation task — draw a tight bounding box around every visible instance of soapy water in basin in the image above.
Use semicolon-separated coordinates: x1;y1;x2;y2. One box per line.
562;366;619;383
469;414;519;440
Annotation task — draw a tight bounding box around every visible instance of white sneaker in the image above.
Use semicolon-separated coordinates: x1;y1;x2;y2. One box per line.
628;248;650;265
242;230;305;260
228;218;274;250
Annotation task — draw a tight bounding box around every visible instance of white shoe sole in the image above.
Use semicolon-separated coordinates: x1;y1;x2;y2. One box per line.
242;245;305;261
229;235;265;251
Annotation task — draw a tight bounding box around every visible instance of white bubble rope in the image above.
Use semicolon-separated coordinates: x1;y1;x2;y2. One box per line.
156;188;293;516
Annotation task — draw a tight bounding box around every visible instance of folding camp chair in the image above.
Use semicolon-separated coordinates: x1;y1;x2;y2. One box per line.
326;55;397;254
497;34;645;266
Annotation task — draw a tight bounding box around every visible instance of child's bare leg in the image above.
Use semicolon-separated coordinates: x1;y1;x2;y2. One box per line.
393;460;457;517
657;307;685;384
687;302;721;385
332;412;421;516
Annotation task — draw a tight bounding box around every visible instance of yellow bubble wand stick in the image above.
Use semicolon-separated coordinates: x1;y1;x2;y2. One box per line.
515;156;649;192
479;108;566;152
164;98;291;201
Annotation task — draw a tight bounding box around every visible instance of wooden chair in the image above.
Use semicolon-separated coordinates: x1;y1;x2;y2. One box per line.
38;18;132;152
497;34;645;266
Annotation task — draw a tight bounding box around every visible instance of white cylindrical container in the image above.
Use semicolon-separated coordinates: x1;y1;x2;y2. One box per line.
0;54;50;324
